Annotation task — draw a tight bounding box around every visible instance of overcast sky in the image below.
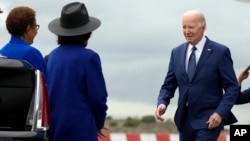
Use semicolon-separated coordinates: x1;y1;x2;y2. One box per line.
1;0;250;125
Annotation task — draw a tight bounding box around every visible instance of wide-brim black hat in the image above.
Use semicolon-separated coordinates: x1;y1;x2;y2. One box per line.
48;2;101;36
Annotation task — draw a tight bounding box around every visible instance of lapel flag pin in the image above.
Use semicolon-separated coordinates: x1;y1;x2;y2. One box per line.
207;48;211;51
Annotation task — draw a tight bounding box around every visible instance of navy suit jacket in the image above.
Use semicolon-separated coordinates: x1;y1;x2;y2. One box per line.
157;37;238;131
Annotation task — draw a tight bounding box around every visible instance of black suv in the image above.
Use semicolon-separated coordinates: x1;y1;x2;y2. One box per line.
0;57;49;141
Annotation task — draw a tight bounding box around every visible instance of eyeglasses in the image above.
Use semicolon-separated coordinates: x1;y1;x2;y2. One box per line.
33;24;40;30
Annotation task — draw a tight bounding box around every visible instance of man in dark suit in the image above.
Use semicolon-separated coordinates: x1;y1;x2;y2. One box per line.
155;10;238;141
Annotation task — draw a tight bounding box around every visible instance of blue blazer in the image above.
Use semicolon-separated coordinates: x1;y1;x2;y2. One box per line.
47;44;108;141
157;37;238;131
0;36;47;76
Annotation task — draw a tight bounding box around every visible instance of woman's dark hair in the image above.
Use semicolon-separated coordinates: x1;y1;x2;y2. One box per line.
57;32;92;45
6;6;36;36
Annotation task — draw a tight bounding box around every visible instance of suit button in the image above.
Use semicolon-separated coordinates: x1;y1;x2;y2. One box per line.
188;83;192;87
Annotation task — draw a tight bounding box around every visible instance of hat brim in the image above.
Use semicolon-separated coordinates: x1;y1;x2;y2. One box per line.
48;16;101;36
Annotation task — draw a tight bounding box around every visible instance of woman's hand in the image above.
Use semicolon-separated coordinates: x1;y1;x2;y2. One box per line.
98;126;110;138
238;65;250;86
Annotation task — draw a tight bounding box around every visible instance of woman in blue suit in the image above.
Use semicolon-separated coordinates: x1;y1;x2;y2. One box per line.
46;2;108;141
0;6;46;76
155;10;238;141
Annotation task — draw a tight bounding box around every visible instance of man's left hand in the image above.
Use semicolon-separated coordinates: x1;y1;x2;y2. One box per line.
206;112;222;129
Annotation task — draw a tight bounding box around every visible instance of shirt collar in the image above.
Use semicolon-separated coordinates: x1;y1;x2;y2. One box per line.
188;36;206;52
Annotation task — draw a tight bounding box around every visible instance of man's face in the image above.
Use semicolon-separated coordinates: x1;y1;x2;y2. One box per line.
182;15;205;46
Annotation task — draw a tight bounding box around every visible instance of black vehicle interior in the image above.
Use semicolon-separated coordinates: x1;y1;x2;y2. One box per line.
0;67;35;131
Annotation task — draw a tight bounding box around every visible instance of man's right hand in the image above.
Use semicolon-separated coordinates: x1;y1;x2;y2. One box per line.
155;104;166;121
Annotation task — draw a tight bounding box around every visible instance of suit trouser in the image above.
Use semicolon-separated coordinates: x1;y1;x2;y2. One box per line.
179;107;223;141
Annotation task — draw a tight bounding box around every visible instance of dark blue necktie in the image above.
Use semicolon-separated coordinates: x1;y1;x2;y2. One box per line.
188;47;197;81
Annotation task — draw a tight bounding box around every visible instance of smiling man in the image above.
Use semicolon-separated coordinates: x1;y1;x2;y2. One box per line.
155;10;239;141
